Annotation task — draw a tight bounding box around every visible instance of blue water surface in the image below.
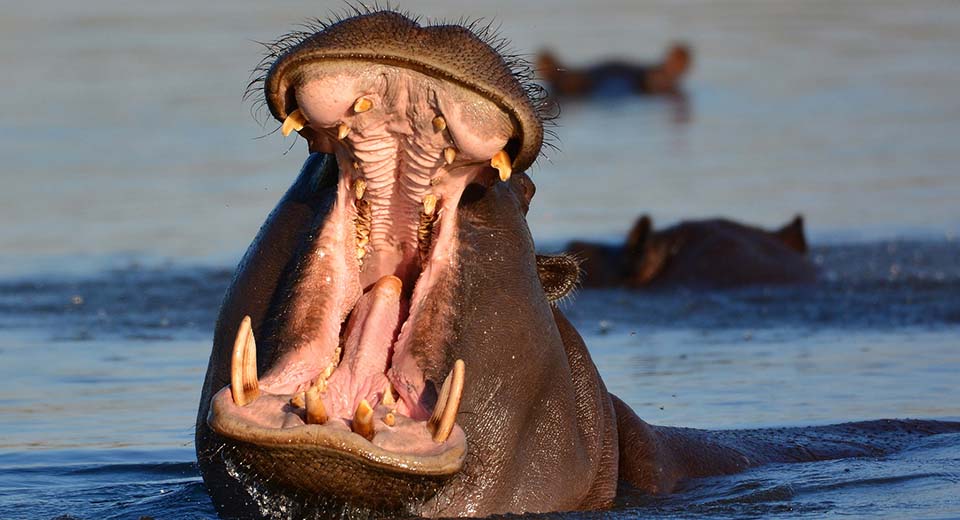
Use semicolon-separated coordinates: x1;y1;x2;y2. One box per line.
1;1;959;518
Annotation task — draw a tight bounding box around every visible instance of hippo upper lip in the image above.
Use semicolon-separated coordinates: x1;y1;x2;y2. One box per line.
253;10;547;173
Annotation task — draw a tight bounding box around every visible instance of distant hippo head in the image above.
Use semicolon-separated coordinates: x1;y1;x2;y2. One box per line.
624;214;814;288
536;43;693;97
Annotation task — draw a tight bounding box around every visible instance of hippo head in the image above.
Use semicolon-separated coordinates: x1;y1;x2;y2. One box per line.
195;9;609;518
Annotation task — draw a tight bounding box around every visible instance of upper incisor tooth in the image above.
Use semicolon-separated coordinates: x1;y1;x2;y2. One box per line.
432;116;447;132
353;97;373;113
443;147;457;165
281;109;307;137
491;150;512;182
230;315;260;406
337;123;351;140
433;359;465;443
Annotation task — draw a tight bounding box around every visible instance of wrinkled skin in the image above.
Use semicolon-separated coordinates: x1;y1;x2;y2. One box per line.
196;9;960;519
569;214;817;289
536;44;692;98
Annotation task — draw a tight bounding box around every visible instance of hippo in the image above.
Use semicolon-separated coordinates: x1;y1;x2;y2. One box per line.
568;214;818;289
536;44;692;97
195;9;960;518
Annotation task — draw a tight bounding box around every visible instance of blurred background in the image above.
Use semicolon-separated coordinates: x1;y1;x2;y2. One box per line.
3;0;958;275
1;1;959;518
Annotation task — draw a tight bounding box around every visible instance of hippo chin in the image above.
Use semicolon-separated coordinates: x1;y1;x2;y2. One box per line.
568;214;817;289
196;9;960;519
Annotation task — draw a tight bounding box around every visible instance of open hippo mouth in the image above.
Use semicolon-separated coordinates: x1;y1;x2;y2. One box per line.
201;9;548;513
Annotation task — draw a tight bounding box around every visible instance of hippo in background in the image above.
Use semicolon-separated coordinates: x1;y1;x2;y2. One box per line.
536;43;692;97
568;214;816;289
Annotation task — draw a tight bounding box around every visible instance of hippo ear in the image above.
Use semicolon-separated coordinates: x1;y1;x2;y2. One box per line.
662;43;692;78
624;215;653;255
535;50;561;81
776;214;808;254
535;254;581;302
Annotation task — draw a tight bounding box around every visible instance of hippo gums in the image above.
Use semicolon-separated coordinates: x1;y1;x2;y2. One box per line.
195;8;960;518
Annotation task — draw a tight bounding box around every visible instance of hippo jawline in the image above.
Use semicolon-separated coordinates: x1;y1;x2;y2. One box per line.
204;25;543;510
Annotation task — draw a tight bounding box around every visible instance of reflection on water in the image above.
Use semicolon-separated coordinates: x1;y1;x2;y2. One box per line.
1;0;959;518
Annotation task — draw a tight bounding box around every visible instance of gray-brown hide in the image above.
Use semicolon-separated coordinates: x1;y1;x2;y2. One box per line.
196;9;960;519
570;214;817;288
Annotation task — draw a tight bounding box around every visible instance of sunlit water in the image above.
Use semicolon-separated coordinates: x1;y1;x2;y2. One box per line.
2;1;959;519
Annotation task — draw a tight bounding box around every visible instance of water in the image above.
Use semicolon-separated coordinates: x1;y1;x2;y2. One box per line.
2;1;959;518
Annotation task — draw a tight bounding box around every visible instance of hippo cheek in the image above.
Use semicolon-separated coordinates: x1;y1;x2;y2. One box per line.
197;10;552;517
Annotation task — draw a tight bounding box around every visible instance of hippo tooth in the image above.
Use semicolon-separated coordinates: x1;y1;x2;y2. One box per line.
422;194;438;218
383;412;396;427
430;359;465;443
443;147;457;165
382;381;396;407
356;247;367;260
337;123;351;140
353;178;366;200
280;109;306;137
289;392;305;409
491;150;512;182
305;385;328;425
353;97;373;113
230;315;260;406
432;115;447;132
352;399;375;440
428;372;451;430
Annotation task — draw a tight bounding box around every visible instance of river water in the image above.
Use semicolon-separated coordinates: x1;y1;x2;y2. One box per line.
1;1;959;518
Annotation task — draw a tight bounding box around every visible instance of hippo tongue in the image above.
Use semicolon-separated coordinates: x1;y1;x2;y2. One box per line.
324;275;407;419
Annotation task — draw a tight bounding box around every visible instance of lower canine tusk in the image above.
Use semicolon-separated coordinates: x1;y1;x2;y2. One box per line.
230;315;260;406
281;109;306;137
430;359;465;443
491;150;512;182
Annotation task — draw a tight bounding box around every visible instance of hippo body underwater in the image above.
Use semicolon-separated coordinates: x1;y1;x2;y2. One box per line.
569;214;817;289
195;9;960;518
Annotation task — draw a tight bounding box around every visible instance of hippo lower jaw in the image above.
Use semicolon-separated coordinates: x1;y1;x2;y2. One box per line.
206;57;526;508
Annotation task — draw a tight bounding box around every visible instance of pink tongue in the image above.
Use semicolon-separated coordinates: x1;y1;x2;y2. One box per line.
325;276;406;419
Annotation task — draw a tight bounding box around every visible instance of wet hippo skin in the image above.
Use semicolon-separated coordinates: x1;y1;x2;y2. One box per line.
568;214;817;289
536;44;692;97
194;8;960;518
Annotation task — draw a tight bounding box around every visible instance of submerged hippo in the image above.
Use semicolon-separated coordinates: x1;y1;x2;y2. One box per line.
569;214;817;288
536;44;692;97
196;9;960;518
